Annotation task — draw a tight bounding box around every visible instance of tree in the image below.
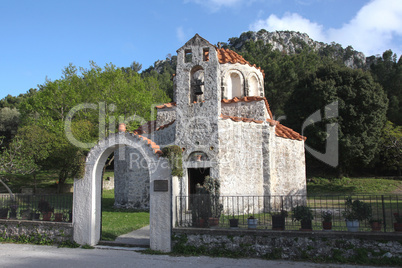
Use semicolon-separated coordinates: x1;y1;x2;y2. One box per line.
285;63;388;176
377;121;402;176
17;61;170;187
0;107;20;148
15;125;53;192
370;50;402;125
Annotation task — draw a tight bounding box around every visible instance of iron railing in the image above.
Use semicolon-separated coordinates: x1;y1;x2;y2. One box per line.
0;193;73;222
175;194;402;232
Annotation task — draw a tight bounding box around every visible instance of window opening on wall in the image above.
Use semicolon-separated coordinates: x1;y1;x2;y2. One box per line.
249;75;259;97
227;72;242;99
203;48;209;61
190;66;205;103
185;49;192;63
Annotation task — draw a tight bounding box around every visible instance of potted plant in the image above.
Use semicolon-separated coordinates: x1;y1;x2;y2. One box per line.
247;216;258;229
321;210;333;230
203;176;223;227
9;204;18;219
292;205;314;231
271;210;288;230
38;199;53;221
0;200;9;219
191;185;209;227
30;210;40;220
369;218;382;232
342;197;372;232
393;213;402;232
229;218;239;228
54;212;63;222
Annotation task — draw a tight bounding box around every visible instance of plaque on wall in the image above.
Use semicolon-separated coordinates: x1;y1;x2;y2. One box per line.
154;180;169;192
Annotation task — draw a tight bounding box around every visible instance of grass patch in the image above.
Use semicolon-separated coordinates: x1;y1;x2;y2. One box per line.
307;177;402;195
101;189;149;241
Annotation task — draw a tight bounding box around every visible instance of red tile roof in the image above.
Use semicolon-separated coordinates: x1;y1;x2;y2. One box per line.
156;102;176;109
267;119;306;141
132;133;163;156
220;114;305;141
215;48;265;78
133;120;176;135
133;120;157;135
220;114;264;124
221;96;274;119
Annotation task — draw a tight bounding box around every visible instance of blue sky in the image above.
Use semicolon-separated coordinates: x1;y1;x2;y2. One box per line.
1;0;401;100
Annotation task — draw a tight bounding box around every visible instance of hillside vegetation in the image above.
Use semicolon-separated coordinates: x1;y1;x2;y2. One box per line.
0;30;401;189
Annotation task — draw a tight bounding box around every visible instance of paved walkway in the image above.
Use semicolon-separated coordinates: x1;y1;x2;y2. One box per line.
99;225;150;248
0;243;390;268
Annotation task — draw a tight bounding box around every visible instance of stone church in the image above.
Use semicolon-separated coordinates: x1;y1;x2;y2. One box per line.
114;34;306;209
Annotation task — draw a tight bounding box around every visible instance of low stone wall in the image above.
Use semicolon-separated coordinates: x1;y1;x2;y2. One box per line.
172;228;402;261
0;219;73;243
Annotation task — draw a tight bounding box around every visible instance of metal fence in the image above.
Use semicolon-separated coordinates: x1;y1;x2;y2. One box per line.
175;194;402;232
0;193;73;222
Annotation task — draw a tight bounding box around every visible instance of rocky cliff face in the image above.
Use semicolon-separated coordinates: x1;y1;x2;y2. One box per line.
227;30;367;69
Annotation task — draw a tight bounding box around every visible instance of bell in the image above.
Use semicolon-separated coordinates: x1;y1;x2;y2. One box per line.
194;79;204;95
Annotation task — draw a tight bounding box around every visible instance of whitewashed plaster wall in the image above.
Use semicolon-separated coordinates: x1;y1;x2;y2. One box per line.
270;136;307;196
217;119;264;196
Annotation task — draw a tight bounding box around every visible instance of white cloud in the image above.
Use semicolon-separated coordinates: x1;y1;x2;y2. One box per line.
251;12;325;42
176;27;186;43
250;0;402;56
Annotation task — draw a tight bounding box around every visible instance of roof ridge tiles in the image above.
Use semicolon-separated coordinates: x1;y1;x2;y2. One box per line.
215;47;265;78
155;102;176;109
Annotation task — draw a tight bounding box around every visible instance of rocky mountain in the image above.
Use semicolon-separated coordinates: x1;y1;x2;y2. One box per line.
225;30;368;69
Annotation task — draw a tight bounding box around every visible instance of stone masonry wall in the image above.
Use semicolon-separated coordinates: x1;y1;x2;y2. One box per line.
151;123;176;147
0;219;73;243
221;101;268;121
173;228;402;261
114;146;150;209
156;108;176;127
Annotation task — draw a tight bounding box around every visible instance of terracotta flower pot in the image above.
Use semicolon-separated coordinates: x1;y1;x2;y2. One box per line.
394;223;402;232
54;213;63;222
322;221;332;230
370;222;382;232
208;217;219;227
42;212;52;221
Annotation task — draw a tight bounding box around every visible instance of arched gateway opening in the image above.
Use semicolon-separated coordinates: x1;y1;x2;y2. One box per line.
73;132;172;252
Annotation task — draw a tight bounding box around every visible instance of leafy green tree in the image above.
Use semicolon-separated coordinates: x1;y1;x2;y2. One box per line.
285;63;388;176
13;125;54;192
377;121;402;176
369;50;402;125
17;61;170;187
0;107;20;148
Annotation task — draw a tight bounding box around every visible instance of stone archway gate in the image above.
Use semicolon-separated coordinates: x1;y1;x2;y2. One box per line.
73;132;172;252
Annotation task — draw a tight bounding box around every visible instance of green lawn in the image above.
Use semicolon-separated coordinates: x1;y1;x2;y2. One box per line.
101;189;149;241
307;177;401;195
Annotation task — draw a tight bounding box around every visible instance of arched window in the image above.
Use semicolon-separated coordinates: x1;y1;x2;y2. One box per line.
227;71;242;99
190;66;204;103
248;75;259;96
